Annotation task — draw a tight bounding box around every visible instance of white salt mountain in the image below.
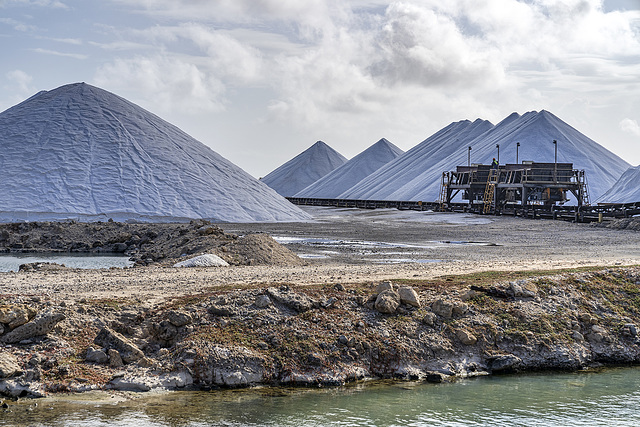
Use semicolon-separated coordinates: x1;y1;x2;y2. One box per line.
598;165;640;203
294;138;404;199
340;110;630;203
338;118;494;201
0;83;310;223
261;141;347;197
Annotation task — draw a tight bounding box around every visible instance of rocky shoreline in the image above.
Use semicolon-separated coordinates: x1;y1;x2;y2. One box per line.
1;265;640;400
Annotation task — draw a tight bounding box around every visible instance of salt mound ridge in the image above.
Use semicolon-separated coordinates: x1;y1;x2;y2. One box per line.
261;141;347;197
0;83;310;223
294;138;404;199
598;166;640;203
340;111;629;203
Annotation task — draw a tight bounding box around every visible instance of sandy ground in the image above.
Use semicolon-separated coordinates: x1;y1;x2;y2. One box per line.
1;206;638;302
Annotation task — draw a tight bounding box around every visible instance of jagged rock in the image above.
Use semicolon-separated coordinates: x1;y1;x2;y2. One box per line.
431;299;453;319
460;289;480;301
23;367;42;382
167;311;192;327
0;353;22;379
375;290;400;314
578;313;594;324
184;345;265;387
375;281;394;295
266;287;314;312
85;347;109;364
254;294;272;308
455;329;477;345
0;379;45;398
173;254;229;268
18;262;67;272
398;286;420;307
422;312;437;326
587;325;608;343
1;311;65;344
452;302;469;317
489;354;522;372
94;326;145;363
208;305;238;317
0;305;37;330
621;323;637;337
572;331;585;342
321;297;337;309
109;371;193;392
154;320;178;341
109;349;124;368
508;281;538;298
426;372;447;383
197;225;218;236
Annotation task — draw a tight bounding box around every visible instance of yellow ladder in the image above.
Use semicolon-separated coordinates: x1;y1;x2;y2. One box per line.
438;184;448;211
483;169;498;214
581;171;591;206
438;172;448;211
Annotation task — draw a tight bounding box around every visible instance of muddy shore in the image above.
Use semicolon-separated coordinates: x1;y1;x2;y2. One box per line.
0;207;639;399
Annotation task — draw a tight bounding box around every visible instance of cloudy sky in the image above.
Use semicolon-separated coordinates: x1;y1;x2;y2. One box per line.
1;0;639;178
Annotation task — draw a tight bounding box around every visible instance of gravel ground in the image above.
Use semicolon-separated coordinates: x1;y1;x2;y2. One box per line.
0;206;638;302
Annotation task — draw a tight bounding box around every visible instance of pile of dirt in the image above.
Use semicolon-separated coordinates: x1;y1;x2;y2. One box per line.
0;220;305;267
595;217;640;231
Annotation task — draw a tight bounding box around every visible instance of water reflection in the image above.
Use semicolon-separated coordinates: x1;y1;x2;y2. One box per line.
3;368;640;426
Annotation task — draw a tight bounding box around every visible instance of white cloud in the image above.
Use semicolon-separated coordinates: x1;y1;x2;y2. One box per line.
0;17;37;31
110;0;341;34
369;2;505;89
5;69;34;93
620;118;640;137
31;48;87;59
94;55;226;114
1;0;67;8
1;70;36;110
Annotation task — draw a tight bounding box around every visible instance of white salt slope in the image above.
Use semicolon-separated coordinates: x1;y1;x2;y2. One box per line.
0;83;311;223
598;166;640;203
261;141;347;197
341;110;630;203
339;118;493;200
294;138;404;199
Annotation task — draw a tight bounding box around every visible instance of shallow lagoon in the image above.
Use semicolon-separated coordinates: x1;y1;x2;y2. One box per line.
4;367;640;426
0;253;134;272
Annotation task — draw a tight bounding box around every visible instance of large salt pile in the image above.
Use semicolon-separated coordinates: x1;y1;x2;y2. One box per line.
261;141;347;197
338;118;493;201
0;83;311;223
598;166;640;203
340;111;630;203
294;138;404;199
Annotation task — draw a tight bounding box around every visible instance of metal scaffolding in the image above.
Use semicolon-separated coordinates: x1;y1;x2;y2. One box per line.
439;162;589;214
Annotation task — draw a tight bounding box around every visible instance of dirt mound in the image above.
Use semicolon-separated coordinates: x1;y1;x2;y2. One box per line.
0;220;305;267
595;217;640;231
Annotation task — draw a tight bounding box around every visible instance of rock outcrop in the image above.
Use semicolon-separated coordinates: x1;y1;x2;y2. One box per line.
1;267;640;398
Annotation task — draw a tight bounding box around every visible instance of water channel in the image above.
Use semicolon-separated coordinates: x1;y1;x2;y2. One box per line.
0;253;134;272
3;367;640;426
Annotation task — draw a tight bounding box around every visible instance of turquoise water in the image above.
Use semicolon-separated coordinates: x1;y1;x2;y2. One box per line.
0;253;133;272
4;367;640;426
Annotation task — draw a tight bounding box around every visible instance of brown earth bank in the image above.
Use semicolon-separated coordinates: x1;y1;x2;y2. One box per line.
1;266;640;400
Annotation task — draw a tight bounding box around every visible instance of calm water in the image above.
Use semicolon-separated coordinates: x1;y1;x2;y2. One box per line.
0;253;134;272
3;367;640;426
